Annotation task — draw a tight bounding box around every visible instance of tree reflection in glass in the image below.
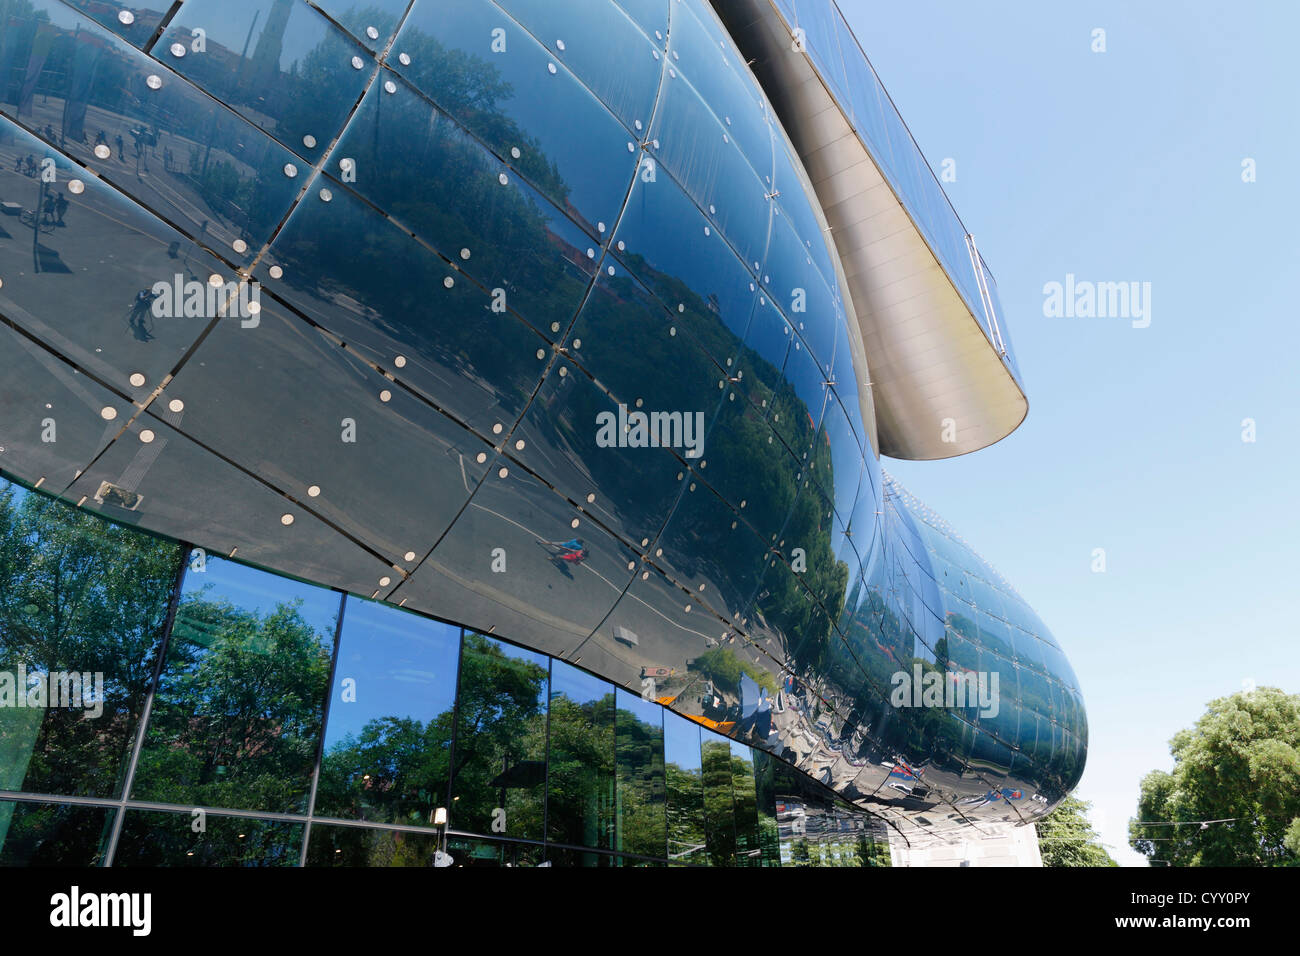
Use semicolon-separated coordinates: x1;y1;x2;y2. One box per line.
664;716;707;865
0;481;182;799
0;799;114;866
113;809;302;867
547;659;615;850
449;634;548;841
306;823;443;867
701;733;736;865
614;688;665;859
130;557;337;813
314;598;459;827
730;739;760;867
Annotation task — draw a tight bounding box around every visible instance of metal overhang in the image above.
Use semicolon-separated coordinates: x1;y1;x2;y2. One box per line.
710;0;1028;459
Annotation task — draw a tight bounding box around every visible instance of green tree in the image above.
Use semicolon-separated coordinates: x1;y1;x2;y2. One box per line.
448;635;548;839
1036;794;1117;866
0;482;182;797
316;714;453;826
131;593;333;812
791;837;811;866
1284;817;1300;863
1129;687;1300;866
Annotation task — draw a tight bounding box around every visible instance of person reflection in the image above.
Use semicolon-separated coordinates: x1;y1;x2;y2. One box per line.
542;536;587;578
126;288;160;342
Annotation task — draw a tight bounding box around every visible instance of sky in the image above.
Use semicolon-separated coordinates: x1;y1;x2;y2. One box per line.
834;0;1300;865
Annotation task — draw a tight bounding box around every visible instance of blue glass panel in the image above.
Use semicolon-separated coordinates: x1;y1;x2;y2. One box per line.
494;0;661;131
158;0;372;164
647;66;771;275
316;599;459;826
394;0;636;236
313;0;411;51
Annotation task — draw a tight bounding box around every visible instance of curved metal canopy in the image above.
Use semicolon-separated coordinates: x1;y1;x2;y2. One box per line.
711;0;1028;459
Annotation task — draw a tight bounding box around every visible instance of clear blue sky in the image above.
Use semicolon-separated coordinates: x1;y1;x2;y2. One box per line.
835;0;1300;865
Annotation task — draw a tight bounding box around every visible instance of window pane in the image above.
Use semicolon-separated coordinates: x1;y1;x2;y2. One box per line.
614;688;665;860
544;846;611;867
441;836;547;868
449;634;548;841
131;557;338;813
701;734;735;866
157;0;371;165
112;809;302;866
546;660;615;849
394;0;634;234
664;715;706;865
306;824;442;867
315;598;459;827
0;481;181;799
753;751;781;866
730;740;760;866
0;799;115;866
494;0;660;131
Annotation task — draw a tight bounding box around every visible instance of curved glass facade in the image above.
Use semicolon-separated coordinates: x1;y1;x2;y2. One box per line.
0;477;888;866
0;0;1084;860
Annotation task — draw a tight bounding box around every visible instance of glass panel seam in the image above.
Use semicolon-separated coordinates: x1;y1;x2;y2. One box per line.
101;542;192;866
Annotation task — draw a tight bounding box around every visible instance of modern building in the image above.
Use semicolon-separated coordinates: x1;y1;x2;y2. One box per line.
0;0;1085;866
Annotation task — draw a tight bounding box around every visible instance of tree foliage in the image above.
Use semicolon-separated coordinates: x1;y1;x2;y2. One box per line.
1129;687;1300;866
1035;794;1117;866
0;482;181;797
132;593;333;813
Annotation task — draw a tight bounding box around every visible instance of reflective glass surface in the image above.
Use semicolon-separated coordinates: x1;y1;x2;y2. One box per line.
446;835;546;867
0;481;181;799
0;0;1082;852
547;659;616;849
730;738;760;866
449;633;548;841
0;799;114;866
130;556;338;813
0;3;303;268
305;823;443;867
313;0;411;52
614;687;666;859
315;599;459;827
663;715;706;864
494;0;661;131
0;477;918;864
112;809;303;866
700;734;735;866
157;0;372;165
394;0;637;233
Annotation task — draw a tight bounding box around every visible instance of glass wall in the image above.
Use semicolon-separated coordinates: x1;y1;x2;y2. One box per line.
615;688;666;859
0;0;1080;839
449;634;548;842
131;556;338;813
664;717;707;865
0;477;890;867
0;482;182;799
772;761;892;867
315;600;459;828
